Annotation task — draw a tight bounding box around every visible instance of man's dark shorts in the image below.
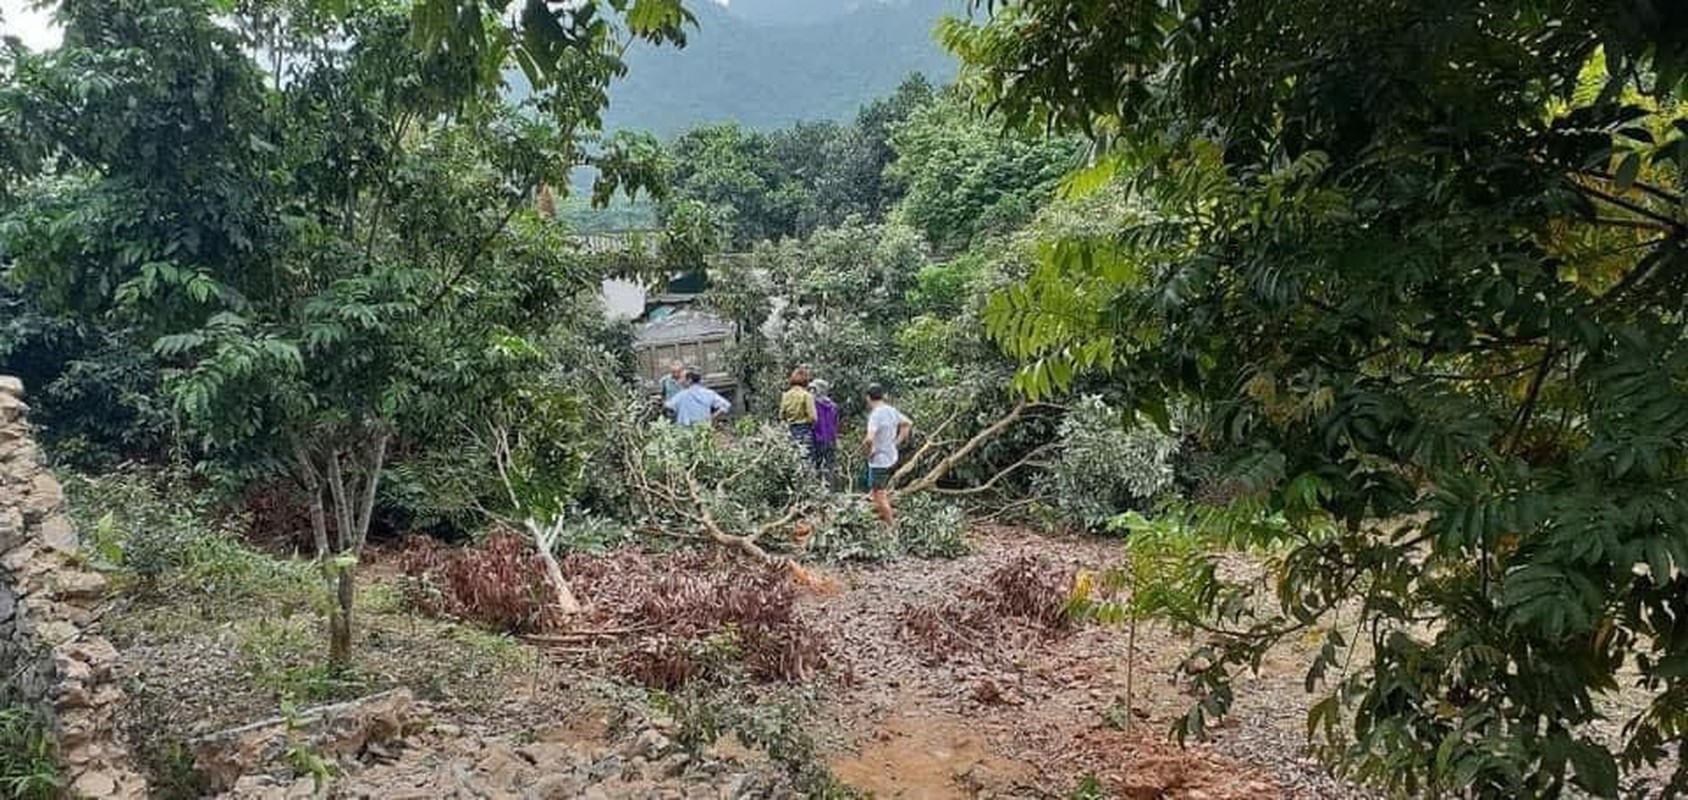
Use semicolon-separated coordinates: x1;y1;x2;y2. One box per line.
862;466;892;490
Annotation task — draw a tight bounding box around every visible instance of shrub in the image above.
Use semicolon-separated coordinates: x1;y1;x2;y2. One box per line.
806;499;899;563
66;468;320;607
1036;396;1178;529
804;494;966;562
895;494;968;558
0;705;58;800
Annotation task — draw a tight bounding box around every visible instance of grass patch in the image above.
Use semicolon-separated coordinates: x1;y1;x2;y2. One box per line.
0;705;59;800
65;467;323;617
235;616;367;704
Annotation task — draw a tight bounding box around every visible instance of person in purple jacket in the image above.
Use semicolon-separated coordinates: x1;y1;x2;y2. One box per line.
809;379;841;488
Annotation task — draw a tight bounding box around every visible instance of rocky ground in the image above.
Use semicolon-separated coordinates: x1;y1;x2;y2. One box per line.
214;691;794;800
110;523;1388;799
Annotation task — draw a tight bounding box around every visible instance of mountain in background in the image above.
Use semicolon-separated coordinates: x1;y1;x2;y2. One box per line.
597;0;964;137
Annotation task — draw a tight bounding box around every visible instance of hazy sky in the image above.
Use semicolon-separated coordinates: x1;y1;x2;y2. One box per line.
1;0;60;50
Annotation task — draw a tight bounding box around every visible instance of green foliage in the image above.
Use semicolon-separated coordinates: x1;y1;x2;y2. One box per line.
66;467;321;608
804;493;968;562
637;422;826;539
888;90;1083;251
0;289;170;469
140;739;205;800
236;617;367;703
958;0;1688;794
2;0;694;666
659;685;862;798
894;493;970;559
659;73;940;250
805;500;900;563
1037;396;1178;530
1068;774;1106;800
0;705;58;800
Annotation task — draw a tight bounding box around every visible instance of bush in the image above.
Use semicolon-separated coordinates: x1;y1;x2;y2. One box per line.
895;494;968;558
802;494;967;562
0;705;58;800
634;422;828;547
806;499;899;563
1036;396;1178;529
66;468;320;607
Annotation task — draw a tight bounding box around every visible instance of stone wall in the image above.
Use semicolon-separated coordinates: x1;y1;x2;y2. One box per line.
0;377;146;798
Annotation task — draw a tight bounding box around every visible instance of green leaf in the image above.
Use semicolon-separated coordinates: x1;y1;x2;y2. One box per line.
1613;151;1642;192
1566;740;1618;796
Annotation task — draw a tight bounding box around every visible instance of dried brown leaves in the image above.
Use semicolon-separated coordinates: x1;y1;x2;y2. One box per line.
896;554;1074;665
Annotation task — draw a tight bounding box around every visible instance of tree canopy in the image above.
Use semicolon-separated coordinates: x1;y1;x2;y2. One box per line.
955;0;1688;794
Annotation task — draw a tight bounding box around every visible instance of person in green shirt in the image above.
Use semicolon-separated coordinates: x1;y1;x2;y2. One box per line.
659;360;685;402
779;367;817;457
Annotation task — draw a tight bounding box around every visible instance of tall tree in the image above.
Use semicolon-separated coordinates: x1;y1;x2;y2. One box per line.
958;0;1688;796
887;90;1081;251
1;0;688;665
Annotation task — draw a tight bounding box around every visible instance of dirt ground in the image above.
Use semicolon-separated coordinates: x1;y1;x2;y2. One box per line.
111;524;1384;799
798;524;1370;800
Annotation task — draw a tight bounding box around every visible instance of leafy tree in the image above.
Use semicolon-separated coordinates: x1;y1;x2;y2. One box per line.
887;90;1082;251
957;0;1688;795
660;78;940;249
1036;396;1177;530
854;72;939;217
1;0;688;666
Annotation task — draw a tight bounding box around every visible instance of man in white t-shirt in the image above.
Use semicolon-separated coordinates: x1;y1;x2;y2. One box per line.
861;383;911;525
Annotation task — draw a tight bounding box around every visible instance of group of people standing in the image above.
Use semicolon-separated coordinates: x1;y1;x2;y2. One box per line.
657;361;912;525
780;368;911;526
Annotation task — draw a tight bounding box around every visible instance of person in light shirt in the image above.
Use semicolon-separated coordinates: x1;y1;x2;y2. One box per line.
665;370;730;427
861;383;911;525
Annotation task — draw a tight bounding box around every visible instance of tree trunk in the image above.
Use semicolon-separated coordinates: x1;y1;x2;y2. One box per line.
1124;616;1137;733
896;400;1029;493
293;443;330;558
330;566;354;667
537;544;584;616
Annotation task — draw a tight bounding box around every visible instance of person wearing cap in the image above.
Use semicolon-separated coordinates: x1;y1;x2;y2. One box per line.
810;378;840;487
861;383;911;525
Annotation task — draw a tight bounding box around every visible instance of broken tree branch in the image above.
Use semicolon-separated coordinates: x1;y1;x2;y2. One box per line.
896;399;1031;494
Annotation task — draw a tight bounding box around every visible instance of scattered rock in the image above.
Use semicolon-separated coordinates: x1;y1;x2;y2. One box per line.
526;773;589;799
70;768;117;797
634;728;672;758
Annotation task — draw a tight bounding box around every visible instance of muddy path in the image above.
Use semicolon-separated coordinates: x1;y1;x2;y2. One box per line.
799;525;1371;799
